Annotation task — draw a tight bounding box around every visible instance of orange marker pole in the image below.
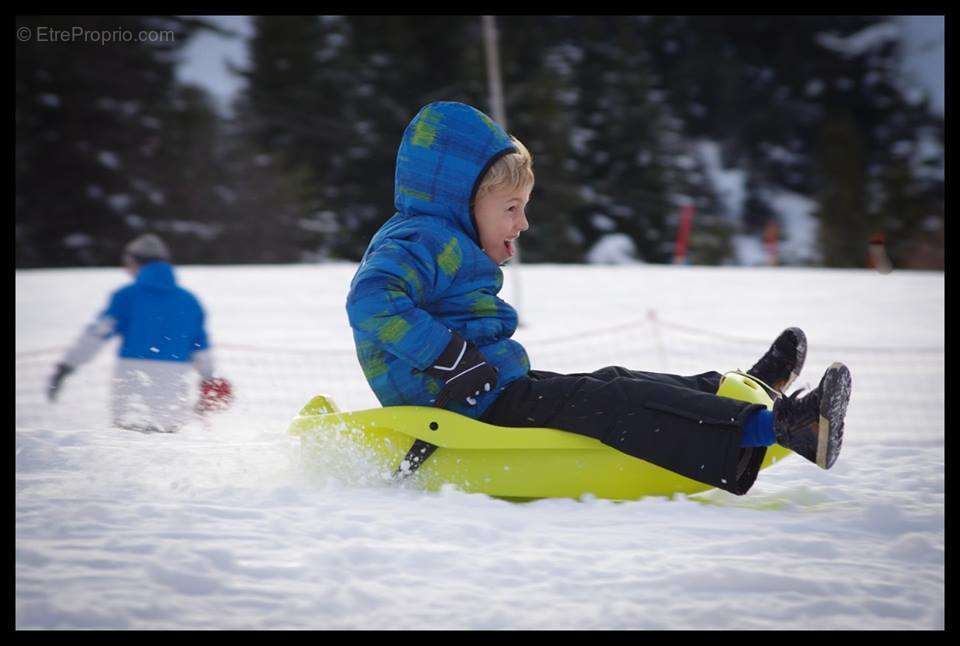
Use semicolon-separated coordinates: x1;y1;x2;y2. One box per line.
673;204;695;265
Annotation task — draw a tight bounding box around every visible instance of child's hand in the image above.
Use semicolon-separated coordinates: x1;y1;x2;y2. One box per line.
425;332;499;408
47;363;74;402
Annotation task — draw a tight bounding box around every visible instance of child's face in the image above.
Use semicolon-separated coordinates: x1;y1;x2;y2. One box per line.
474;184;532;265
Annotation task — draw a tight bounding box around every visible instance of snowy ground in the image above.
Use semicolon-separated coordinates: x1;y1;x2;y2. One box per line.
16;264;944;629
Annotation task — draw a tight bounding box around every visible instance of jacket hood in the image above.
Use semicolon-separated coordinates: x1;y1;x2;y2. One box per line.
394;102;516;243
135;261;177;290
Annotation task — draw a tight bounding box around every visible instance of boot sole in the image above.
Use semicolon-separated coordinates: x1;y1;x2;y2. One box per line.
816;362;851;469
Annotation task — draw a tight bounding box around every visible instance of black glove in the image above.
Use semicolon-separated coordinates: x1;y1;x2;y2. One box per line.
48;363;74;402
424;332;498;409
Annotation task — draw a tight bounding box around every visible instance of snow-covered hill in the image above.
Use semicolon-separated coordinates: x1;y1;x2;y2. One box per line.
16;264;944;629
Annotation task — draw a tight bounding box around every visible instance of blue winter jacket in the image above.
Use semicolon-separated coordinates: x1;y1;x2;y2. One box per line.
101;261;209;362
346;102;531;418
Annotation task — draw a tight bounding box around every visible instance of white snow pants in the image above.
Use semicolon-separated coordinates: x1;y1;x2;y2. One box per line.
111;358;198;432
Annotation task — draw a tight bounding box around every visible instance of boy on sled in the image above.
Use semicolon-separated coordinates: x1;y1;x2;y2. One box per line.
346;102;851;495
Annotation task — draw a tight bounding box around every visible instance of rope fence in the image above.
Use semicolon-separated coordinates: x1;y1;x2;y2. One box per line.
17;310;943;443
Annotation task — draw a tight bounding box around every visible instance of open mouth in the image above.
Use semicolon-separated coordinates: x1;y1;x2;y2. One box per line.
504;237;517;257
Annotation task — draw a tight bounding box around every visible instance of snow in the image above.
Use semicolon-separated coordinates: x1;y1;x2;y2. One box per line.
213;185;237;204
695;140;745;221
107;193;132;212
815;22;901;59
97;151;121;170
896;16;944;116
765;189;821;265
38;93;60;108
585;234;640;264
911;128;944;182
803;79;823;96
731;234;769;267
545;43;582;77
161;220;221;240
16;264;943;629
762;143;802;166
591;213;616;232
62;234;93;249
570;127;594;154
696;141;824;266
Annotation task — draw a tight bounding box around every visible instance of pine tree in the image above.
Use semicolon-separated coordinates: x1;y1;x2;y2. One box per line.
147;84;235;263
636;15;942;268
15;16;207;266
495;16;584;262
813;112;871;267
562;16;679;263
229;15;347;261
331;15;486;259
215;130;320;263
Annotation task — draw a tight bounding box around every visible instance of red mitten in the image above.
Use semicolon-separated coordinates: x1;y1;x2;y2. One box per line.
196;377;234;413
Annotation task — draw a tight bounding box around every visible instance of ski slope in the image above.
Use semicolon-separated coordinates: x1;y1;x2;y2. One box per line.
16;264;944;629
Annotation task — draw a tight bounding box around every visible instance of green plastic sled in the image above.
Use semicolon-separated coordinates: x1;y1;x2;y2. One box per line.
288;371;792;500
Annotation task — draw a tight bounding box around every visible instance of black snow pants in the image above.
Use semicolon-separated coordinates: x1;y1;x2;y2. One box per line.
479;366;770;495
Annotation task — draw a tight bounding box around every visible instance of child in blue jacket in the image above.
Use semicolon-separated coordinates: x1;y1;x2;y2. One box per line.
346;102;852;494
48;234;231;432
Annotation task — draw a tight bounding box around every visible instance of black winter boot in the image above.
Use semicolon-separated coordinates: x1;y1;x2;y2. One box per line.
772;362;851;469
748;327;807;392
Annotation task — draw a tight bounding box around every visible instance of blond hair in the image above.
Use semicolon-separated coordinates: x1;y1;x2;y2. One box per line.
475;136;534;201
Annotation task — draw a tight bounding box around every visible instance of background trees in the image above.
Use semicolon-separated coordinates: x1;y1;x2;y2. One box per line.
16;15;943;269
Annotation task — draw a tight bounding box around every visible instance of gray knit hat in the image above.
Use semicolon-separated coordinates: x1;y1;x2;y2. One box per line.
123;234;170;263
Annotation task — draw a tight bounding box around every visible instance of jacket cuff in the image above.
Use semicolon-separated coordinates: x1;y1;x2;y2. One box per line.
192;349;215;380
430;331;468;369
